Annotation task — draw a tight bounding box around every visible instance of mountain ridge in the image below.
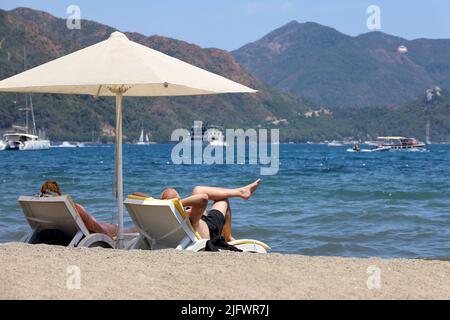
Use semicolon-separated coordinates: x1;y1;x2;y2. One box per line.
1;8;450;142
233;20;450;108
0;7;311;142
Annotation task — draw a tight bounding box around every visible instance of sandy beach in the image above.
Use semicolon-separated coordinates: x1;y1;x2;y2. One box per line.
0;243;449;299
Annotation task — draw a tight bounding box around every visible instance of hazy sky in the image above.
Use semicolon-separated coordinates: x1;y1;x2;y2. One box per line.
0;0;448;50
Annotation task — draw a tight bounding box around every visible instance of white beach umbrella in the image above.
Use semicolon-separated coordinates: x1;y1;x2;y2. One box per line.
0;31;256;248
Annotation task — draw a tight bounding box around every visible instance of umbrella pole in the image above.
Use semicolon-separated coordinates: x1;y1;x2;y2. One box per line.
115;92;124;249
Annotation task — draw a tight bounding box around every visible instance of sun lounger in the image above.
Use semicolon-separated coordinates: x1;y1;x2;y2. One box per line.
18;195;122;248
124;195;271;253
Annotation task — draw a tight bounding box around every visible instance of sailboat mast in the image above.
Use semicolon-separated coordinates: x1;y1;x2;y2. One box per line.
22;47;29;134
23;47;37;135
29;94;37;135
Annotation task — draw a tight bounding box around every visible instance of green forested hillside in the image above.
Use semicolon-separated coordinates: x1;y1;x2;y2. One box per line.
333;89;450;142
0;8;311;142
1;8;450;143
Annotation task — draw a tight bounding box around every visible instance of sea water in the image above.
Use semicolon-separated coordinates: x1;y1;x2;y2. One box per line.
0;144;449;258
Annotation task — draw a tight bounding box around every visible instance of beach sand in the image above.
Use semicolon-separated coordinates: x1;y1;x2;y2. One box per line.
1;242;449;299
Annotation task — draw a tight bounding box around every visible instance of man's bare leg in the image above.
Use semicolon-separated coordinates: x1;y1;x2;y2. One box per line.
211;199;235;242
222;203;235;242
180;193;210;239
189;180;261;241
192;179;261;201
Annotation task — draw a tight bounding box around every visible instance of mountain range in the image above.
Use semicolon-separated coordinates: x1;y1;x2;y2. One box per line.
0;7;310;142
1;8;450;142
233;21;450;108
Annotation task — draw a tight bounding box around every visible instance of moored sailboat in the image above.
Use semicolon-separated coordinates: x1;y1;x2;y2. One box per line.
3;48;50;151
3;132;50;151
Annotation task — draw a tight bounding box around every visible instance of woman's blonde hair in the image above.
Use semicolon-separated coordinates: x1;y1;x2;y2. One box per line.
40;180;62;196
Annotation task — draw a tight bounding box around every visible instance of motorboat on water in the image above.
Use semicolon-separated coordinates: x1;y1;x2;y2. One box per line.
327;140;343;147
377;136;425;150
3;133;50;151
347;142;391;152
60;141;77;148
53;141;84;148
364;140;379;147
0;139;6;151
347;145;391;152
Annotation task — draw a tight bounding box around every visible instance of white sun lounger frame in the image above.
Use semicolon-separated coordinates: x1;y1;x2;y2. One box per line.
124;196;270;253
18;195;117;248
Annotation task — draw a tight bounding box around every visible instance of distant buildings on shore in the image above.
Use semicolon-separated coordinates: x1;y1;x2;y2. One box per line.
303;108;333;118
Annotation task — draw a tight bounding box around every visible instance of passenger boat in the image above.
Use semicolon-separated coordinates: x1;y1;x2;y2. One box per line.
377;136;425;150
191;123;227;146
205;125;227;147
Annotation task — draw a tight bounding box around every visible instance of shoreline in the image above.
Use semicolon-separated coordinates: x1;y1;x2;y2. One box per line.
1;243;449;299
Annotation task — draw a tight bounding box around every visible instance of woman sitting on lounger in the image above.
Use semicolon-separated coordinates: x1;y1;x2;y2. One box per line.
39;180;118;238
133;179;261;242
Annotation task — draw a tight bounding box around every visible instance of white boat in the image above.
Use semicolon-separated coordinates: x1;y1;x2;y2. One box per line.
327;140;343;147
0;140;6;151
53;141;84;148
346;146;391;153
62;141;77;148
3;48;51;151
189;123;226;146
3;133;50;151
209;139;227;147
364;140;379;147
205;125;227;147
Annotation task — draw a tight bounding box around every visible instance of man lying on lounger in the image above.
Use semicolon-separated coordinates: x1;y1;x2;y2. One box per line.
133;179;261;243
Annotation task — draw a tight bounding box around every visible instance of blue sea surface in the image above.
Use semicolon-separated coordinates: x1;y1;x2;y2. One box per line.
0;144;449;258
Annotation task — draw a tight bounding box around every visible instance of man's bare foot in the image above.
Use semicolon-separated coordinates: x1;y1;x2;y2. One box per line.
240;179;261;201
